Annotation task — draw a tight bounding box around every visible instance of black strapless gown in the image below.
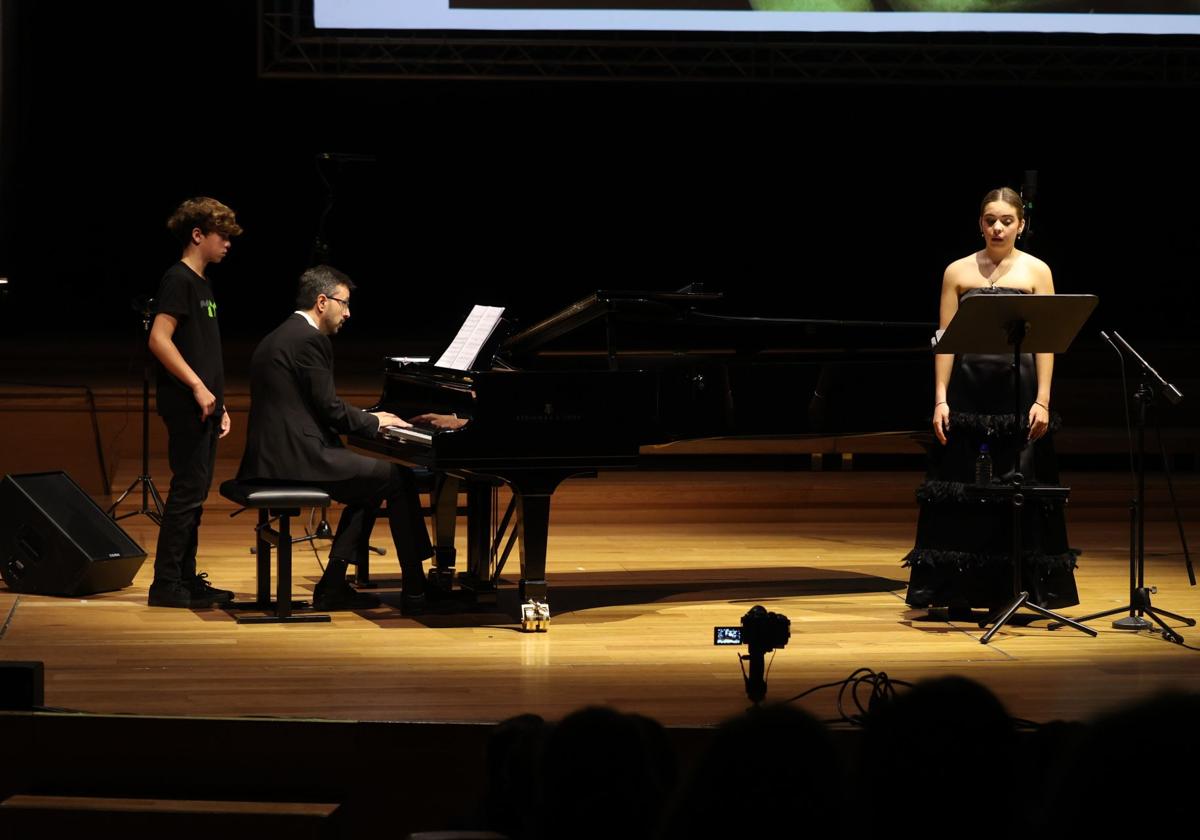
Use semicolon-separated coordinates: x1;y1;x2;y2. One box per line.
903;286;1079;610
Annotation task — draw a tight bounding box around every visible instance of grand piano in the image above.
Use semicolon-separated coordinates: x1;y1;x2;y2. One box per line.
350;289;934;630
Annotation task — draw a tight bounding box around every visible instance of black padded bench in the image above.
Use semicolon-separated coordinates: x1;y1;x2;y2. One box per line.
219;480;333;624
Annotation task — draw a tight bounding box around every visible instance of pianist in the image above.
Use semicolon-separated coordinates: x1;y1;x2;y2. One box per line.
236;265;434;612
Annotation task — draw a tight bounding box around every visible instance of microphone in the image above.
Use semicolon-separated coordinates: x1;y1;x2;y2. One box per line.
130;295;156;316
316;152;377;163
1112;331;1184;406
1021;170;1038;204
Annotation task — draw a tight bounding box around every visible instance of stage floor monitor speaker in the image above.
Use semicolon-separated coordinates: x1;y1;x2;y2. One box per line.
0;472;147;596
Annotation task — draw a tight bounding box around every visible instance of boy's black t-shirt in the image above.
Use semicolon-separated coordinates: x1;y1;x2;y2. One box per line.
153;261;224;418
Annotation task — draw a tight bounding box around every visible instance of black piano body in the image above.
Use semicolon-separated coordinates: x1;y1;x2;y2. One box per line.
351;365;656;629
350;290;935;630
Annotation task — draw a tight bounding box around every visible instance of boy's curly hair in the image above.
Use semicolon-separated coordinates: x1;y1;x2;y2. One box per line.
166;197;243;245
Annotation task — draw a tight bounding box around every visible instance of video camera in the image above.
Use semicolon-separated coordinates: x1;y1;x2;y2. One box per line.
713;604;790;652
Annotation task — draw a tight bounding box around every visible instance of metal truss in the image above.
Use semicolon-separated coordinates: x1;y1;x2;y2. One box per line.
260;0;1200;86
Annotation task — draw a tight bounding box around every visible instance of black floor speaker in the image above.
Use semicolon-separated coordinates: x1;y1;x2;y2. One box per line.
0;472;147;596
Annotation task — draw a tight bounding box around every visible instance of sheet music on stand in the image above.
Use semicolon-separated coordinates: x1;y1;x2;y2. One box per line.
435;304;506;370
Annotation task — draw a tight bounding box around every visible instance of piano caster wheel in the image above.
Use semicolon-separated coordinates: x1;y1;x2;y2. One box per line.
521;600;551;633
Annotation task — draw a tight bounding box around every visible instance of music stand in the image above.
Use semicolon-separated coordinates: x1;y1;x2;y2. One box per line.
934;293;1098;644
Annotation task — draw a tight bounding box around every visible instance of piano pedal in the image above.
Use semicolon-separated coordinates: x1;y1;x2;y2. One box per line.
427;568;456;592
521;600;551;633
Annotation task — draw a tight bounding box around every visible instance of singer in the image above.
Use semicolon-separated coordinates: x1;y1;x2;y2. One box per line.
902;187;1079;618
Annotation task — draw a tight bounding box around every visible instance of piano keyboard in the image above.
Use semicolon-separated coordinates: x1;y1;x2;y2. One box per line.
379;425;434;446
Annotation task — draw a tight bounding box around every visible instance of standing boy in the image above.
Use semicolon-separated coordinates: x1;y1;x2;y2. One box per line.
146;197;241;608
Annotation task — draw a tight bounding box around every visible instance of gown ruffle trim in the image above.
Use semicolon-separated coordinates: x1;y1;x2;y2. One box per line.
936;410;1063;437
901;547;1078;572
915;480;1067;507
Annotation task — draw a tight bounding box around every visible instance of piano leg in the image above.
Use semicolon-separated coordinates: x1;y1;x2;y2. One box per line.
457;481;498;606
428;475;460;593
515;491;552;633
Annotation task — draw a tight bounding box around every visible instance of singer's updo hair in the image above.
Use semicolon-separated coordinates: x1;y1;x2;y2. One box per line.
979;187;1024;220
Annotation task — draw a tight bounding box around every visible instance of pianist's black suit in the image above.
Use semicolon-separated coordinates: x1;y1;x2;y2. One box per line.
237;313;431;584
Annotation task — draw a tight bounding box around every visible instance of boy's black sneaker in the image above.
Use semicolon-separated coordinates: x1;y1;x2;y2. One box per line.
147;583;192;609
185;573;234;606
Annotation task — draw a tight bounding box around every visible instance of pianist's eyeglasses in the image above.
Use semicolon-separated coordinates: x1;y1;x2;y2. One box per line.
325;295;350;308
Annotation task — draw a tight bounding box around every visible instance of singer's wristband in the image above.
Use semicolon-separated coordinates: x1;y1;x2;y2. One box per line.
1034;401;1048;411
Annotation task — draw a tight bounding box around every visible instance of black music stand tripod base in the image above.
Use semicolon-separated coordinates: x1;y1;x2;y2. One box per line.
980;591;1097;645
970;480;1097;645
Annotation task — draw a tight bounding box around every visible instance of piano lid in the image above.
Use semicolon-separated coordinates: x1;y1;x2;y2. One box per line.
501;289;937;364
502;289;725;355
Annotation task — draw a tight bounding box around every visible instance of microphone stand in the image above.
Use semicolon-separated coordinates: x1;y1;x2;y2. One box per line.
108;297;164;525
1050;332;1194;643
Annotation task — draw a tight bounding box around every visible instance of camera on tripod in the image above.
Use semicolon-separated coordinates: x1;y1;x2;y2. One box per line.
713;605;790;651
714;605;791;703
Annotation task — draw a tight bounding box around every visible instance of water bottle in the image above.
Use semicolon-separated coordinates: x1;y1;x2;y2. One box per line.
975;443;994;486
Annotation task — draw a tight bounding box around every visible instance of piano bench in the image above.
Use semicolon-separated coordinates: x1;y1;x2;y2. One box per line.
219;480;333;624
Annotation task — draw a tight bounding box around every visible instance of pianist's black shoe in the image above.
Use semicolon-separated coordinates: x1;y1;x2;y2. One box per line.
313;577;381;611
185;572;234;606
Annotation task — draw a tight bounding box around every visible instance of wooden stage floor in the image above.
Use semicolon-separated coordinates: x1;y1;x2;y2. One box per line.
3;465;1198;728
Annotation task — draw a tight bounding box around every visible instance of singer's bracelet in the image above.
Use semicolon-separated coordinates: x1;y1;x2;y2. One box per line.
1033;401;1048;411
934;401;948;408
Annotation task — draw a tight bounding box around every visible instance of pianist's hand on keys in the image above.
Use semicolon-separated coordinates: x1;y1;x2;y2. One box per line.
370;411;409;429
409;413;467;431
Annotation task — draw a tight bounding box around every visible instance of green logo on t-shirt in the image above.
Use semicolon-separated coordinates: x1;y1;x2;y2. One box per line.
200;299;217;318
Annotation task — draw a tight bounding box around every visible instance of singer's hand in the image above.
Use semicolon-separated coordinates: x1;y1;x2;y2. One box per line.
219;408;231;439
1028;402;1050;442
933;402;951;446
